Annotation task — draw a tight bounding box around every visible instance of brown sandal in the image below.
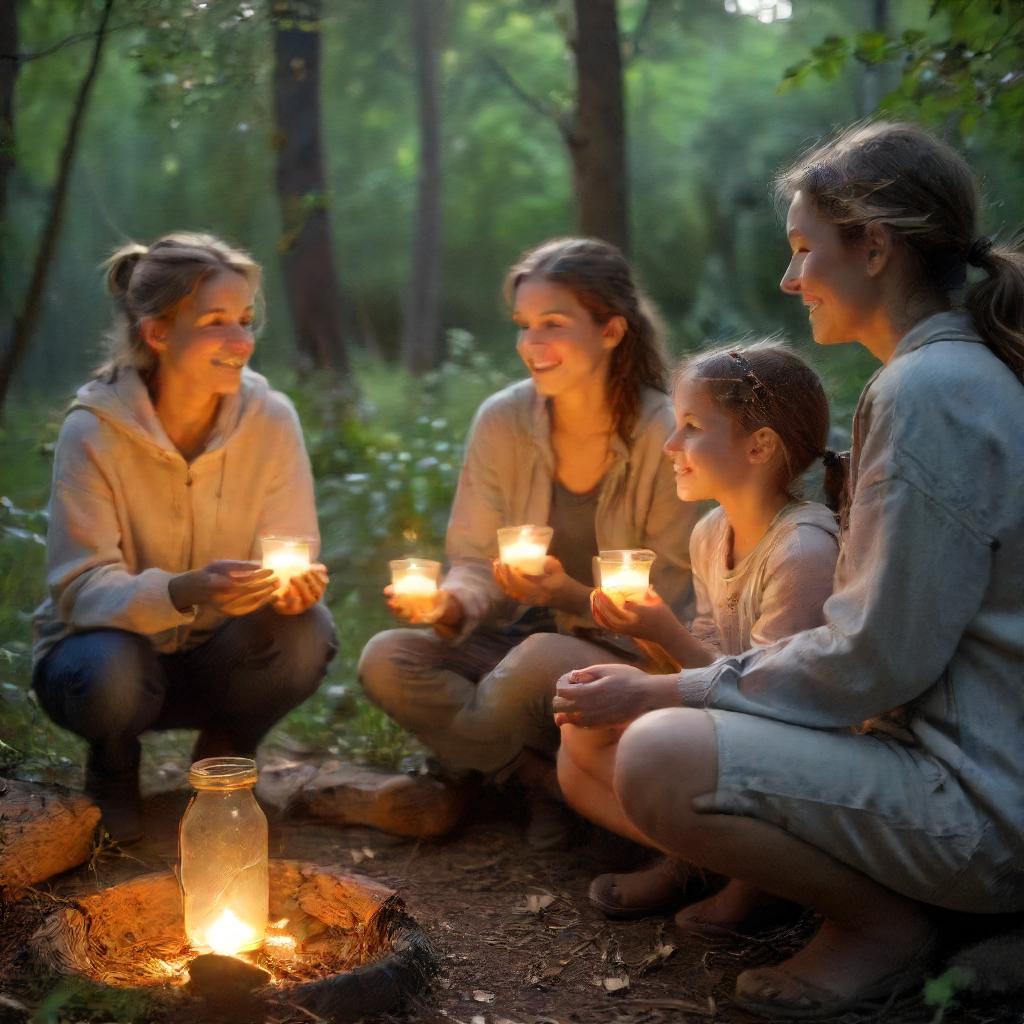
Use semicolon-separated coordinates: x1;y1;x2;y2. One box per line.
588;857;712;920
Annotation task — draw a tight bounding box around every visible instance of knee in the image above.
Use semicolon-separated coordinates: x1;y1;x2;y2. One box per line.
45;631;160;739
357;628;426;708
614;708;715;837
495;633;567;695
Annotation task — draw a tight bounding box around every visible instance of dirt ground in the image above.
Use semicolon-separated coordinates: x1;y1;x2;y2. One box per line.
1;752;1021;1024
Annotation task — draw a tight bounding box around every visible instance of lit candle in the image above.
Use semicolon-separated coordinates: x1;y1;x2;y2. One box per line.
261;536;312;595
390;558;441;618
204;908;260;956
597;549;656;607
497;525;554;575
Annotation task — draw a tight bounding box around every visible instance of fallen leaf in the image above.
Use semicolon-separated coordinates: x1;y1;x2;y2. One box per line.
361;845;376;859
603;975;630;993
472;989;496;1003
524;893;556;914
472;1017;486;1024
349;849;366;864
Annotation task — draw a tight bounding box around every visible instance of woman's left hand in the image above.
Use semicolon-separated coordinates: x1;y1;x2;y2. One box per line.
492;555;589;615
552;663;679;728
272;563;328;615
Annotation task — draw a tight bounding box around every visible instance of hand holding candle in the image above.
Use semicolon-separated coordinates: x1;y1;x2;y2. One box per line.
595;549;656;608
497;525;553;575
261;536;312;595
389;558;443;622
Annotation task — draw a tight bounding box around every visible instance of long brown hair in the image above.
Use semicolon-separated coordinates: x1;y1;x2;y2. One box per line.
776;120;1024;382
679;341;843;512
504;237;668;441
98;232;263;381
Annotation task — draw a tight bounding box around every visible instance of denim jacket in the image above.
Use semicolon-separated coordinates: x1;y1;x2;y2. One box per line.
443;379;700;639
679;313;1024;884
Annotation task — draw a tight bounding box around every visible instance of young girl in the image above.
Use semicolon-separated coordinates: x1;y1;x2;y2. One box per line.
556;342;840;931
359;237;701;845
563;121;1024;1017
32;233;337;842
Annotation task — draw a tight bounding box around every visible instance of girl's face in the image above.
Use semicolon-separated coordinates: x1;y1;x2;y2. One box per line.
512;278;623;399
664;374;765;502
780;190;876;347
146;269;256;397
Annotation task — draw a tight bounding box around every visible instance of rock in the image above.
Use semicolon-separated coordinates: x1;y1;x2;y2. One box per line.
293;764;467;839
0;777;101;895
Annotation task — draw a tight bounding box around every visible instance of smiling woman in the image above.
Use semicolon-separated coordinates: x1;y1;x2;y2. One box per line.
31;233;337;843
358;237;701;847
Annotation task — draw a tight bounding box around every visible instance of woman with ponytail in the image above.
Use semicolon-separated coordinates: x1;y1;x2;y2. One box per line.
359;237;700;845
32;233;337;842
552;122;1024;1015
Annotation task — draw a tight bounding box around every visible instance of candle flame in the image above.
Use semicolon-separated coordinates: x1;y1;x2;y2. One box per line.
205;908;258;956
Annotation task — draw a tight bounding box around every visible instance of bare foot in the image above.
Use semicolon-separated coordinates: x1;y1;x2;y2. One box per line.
674;879;785;933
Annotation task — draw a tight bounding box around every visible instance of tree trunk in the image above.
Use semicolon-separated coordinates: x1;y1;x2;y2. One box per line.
272;0;351;376
568;0;628;253
861;0;889;115
400;0;445;375
0;778;100;895
0;0;113;417
0;0;16;232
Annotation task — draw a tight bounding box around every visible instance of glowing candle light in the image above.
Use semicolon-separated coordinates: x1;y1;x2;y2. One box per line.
261;536;312;595
596;549;656;607
205;908;260;956
390;558;441;618
497;525;553;575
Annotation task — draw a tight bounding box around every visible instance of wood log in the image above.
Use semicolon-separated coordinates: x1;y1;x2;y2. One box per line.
293;765;466;839
0;777;100;895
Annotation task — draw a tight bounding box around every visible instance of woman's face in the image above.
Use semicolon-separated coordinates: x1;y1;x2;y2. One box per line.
780;190;876;347
664;374;760;503
146;269;255;396
512;278;623;399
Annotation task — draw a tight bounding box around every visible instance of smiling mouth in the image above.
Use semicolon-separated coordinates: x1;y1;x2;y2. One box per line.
804;301;821;314
530;360;560;372
212;357;246;369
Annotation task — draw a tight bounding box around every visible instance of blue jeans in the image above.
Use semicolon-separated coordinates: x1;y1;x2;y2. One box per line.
33;603;337;772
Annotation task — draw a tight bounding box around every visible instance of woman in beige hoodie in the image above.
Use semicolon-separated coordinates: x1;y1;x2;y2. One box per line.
32;233;337;842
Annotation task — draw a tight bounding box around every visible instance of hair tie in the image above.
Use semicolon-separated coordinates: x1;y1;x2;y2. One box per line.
966;236;993;266
821;449;841;469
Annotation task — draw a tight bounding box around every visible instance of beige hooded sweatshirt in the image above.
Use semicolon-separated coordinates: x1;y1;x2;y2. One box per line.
33;366;319;662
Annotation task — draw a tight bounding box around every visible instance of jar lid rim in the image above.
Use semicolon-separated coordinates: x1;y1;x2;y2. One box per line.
188;756;258;789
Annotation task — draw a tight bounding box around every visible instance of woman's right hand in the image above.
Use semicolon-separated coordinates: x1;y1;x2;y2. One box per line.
384;584;464;628
169;561;278;616
591;587;681;643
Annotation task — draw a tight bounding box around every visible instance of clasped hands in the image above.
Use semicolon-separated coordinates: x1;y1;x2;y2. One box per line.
171;560;328;617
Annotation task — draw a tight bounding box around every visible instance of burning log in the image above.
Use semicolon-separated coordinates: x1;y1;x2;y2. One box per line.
0;778;100;896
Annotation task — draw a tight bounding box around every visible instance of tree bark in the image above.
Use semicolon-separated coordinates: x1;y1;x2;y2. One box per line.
400;0;445;375
0;0;113;416
569;0;628;252
861;0;889;115
272;0;350;376
0;778;100;895
0;0;16;232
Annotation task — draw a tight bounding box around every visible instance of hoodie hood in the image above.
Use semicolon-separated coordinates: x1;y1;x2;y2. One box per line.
69;366;274;458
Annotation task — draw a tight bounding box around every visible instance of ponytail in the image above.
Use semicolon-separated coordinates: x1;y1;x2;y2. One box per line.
965;237;1024;384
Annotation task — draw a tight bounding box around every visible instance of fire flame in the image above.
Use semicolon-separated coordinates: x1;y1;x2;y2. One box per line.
205;908;258;955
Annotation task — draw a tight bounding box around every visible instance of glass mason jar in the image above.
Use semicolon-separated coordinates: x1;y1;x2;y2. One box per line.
180;757;268;955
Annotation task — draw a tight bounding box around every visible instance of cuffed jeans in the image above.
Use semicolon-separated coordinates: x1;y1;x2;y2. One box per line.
358;626;631;777
33;603;337;772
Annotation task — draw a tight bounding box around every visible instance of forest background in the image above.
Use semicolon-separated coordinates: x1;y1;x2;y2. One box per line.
1;0;1022;776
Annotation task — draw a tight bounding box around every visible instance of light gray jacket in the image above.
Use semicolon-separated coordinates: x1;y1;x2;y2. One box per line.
33;367;319;662
443;379;701;638
679;313;1024;895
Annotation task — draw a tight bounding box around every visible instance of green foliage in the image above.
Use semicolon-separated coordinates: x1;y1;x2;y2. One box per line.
923;965;975;1022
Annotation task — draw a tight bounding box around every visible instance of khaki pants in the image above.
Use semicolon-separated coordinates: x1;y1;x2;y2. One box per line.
358;626;630;776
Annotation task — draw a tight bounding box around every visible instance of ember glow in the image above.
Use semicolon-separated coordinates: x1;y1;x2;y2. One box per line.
205;908;260;956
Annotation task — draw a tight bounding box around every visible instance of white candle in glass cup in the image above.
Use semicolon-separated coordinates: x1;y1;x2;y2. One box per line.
497;525;553;575
596;549;656;607
390;558;442;618
261;536;312;595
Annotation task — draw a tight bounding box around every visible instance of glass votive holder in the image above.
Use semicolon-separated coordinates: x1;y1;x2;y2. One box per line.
596;549;656;607
261;535;312;595
497;525;553;575
390;558;442;618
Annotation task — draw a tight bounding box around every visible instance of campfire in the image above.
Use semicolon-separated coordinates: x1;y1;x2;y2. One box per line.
31;860;435;1020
